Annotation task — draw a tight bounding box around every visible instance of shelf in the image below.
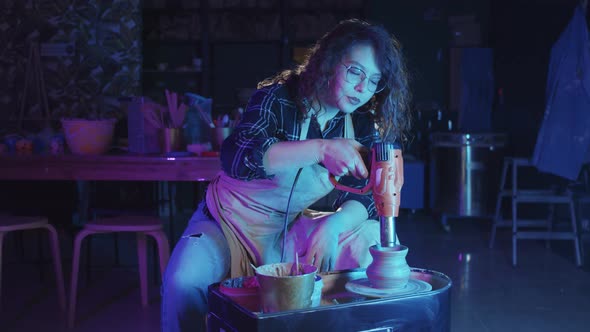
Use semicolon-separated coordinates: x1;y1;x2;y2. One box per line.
143;8;201;15
143;7;279;13
142;5;364;16
142;70;202;74
209;39;282;45
140;1;367;105
142;39;201;44
207;7;280;13
289;8;365;14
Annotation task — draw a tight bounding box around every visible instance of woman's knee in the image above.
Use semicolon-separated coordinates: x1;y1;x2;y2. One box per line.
163;248;202;301
164;226;230;291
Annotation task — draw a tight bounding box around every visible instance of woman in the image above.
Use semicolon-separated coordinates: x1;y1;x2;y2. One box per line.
161;18;412;332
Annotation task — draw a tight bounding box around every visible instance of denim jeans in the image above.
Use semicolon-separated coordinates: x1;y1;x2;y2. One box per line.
161;201;230;332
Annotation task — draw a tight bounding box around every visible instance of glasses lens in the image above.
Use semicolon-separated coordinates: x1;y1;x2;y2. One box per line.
374;80;386;93
344;65;386;93
345;67;363;85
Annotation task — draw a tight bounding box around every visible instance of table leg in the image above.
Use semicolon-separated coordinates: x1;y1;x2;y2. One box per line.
75;180;90;226
157;181;176;241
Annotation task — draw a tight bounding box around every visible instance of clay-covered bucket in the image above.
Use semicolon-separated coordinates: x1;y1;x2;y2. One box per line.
255;262;317;313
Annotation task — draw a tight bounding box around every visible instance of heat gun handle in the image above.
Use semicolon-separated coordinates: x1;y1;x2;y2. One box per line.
328;175;373;195
328;148;404;219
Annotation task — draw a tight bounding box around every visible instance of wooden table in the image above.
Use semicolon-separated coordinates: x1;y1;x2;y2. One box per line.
0;153;222;181
0;153;222;241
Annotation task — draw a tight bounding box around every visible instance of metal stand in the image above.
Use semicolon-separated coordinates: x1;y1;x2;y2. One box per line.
18;42;50;130
489;157;582;267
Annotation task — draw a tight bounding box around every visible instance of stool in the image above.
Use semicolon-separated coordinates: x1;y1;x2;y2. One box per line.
68;216;170;328
0;216;66;312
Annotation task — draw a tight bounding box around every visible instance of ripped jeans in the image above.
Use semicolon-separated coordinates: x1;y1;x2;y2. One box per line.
161;201;230;332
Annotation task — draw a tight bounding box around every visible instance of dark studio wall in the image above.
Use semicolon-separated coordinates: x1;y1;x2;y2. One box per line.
369;0;450;109
372;0;584;159
0;0;142;132
491;0;582;157
368;0;495;159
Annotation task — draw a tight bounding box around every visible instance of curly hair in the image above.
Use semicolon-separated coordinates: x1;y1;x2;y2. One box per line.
258;18;412;143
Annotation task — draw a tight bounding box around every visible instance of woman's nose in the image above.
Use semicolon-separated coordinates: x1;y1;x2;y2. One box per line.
355;79;367;92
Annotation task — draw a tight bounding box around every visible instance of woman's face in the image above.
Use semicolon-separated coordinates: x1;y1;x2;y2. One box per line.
325;44;382;114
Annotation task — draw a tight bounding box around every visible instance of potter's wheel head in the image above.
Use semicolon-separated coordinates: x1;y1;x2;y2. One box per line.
345;278;432;298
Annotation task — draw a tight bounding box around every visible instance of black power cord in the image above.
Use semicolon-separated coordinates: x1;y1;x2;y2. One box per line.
280;167;304;263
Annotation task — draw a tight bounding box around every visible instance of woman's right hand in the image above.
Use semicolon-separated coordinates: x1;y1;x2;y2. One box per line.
320;139;369;179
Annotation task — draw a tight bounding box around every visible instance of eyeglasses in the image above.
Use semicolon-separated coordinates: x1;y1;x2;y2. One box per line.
341;63;387;93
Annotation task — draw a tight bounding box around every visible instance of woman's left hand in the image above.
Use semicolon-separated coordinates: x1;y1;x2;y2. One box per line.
304;214;342;272
303;201;368;272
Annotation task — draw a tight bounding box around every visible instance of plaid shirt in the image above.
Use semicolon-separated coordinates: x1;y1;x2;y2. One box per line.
220;83;379;219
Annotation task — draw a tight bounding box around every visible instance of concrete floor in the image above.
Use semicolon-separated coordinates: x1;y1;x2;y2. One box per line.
1;211;589;332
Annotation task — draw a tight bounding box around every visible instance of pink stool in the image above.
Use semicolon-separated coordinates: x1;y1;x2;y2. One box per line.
68;216;170;328
0;216;66;312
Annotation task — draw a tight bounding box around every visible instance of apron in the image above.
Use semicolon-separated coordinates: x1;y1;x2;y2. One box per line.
206;114;381;277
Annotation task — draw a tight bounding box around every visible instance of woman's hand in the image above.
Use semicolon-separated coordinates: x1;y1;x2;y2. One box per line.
303;200;369;272
320;139;369;179
304;215;342;272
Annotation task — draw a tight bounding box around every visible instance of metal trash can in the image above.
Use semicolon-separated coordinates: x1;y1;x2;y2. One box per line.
429;132;507;218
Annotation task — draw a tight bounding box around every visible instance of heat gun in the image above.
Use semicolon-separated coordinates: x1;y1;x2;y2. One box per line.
329;141;404;247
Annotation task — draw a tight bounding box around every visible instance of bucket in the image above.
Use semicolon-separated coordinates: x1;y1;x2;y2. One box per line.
61;118;116;155
159;127;185;153
255;262;317;313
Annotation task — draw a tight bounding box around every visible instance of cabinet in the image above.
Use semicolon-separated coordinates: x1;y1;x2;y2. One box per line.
141;0;367;116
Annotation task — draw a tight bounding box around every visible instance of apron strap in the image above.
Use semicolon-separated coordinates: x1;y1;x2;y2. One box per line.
344;113;354;139
300;116;311;141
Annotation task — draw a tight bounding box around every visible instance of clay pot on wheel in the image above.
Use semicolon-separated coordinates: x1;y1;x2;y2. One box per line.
366;244;410;289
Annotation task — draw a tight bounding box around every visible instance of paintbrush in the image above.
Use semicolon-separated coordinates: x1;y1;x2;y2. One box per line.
290;252;300;276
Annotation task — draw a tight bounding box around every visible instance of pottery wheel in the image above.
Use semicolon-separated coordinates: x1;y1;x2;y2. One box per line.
345;278;432;298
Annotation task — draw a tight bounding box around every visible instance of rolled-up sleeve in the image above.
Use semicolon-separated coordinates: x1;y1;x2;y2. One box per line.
220;85;294;180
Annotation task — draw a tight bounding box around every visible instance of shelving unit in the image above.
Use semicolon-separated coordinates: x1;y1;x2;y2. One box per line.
142;3;203;103
141;0;367;114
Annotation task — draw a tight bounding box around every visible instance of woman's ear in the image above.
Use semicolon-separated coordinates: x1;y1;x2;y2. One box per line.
369;95;378;112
